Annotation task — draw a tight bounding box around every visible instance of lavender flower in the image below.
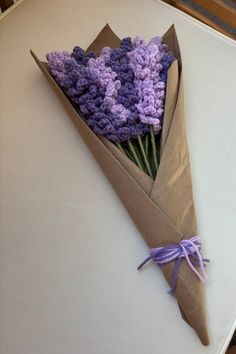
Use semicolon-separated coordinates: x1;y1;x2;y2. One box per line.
47;49;134;143
72;46;96;65
106;38;149;139
127;37;168;133
46;51;71;88
159;51;176;83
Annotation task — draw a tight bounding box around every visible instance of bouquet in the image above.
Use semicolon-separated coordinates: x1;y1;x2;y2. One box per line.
31;24;209;345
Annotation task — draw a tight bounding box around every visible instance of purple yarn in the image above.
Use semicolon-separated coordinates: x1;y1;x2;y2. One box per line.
72;44;148;141
159;51;176;83
138;236;209;294
158;51;175;125
87;50;130;124
47;51;107;132
106;38;149;139
107;38;134;84
127;37;169;133
46;51;71;72
46;51;71;88
47;50;133;143
72;46;96;65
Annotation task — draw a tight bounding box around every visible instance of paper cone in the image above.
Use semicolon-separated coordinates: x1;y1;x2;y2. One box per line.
30;24;209;345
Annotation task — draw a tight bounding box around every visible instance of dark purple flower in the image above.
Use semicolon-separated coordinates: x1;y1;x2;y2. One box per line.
72;46;96;65
105;38;149;140
159;51;175;83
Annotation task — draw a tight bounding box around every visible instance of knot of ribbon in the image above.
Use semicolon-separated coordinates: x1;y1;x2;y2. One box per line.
137;236;209;294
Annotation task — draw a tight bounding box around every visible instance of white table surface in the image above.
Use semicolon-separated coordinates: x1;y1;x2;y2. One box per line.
0;0;236;353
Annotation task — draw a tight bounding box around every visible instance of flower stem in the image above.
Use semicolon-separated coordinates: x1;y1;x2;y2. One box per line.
144;134;149;156
150;127;158;176
127;140;144;171
116;142;126;155
124;148;134;162
116;142;135;163
137;135;153;179
134;141;145;170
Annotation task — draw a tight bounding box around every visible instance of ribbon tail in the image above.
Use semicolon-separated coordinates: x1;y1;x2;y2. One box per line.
181;245;206;283
168;257;182;294
137;256;153;270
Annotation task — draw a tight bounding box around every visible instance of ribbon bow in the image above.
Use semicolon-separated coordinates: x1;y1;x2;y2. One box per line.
138;236;209;294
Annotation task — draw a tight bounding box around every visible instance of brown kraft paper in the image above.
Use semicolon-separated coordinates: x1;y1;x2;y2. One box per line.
30;23;209;345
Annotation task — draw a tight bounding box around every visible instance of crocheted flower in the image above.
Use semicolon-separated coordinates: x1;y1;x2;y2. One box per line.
106;38;149;139
159;51;176;83
46;51;71;87
127;37;168;133
72;46;96;65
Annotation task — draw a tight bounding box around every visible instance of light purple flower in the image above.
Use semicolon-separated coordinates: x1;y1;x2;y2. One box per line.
127;37;167;133
87;52;129;123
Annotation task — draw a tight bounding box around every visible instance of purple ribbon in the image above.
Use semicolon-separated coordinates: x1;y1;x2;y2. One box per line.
138;236;209;294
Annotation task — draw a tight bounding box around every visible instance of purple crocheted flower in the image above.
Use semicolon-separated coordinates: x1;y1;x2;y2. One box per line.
72;46;96;65
159;51;176;83
87;51;129;124
47;49;133;143
127;36;169;133
106;38;149;139
46;51;71;87
47;51;71;72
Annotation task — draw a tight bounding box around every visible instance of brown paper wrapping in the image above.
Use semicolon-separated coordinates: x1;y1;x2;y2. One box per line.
30;24;209;345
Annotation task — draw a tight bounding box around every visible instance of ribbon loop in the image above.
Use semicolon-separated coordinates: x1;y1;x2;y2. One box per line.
138;236;209;294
